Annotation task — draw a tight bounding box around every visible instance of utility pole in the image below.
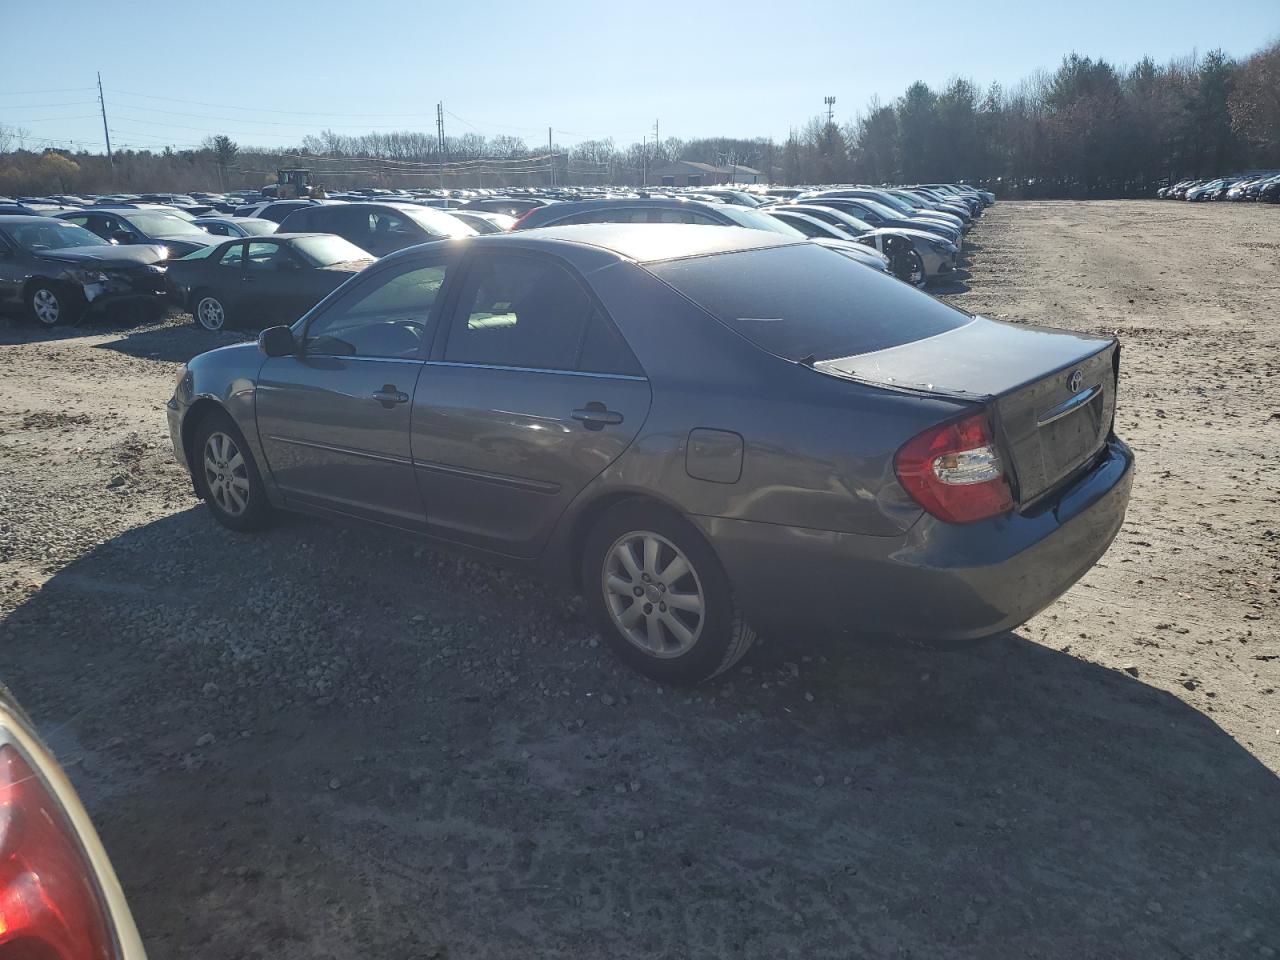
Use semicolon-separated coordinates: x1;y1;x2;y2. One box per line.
548;127;555;188
436;102;445;189
97;72;114;170
641;135;647;188
824;95;836;128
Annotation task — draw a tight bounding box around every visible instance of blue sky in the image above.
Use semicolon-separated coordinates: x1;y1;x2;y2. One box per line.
2;0;1275;153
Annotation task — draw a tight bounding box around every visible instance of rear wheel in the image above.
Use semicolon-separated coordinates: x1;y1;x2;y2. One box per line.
26;283;83;327
581;503;756;685
194;291;229;331
191;411;272;531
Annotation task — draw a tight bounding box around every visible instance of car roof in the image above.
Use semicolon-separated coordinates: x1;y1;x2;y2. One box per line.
0;215;68;224
476;223;794;264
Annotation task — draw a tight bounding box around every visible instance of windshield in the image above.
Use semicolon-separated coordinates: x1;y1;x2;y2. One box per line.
291;234;374;266
849;198;903;221
402;206;477;239
650;242;970;362
716;206;804;237
3;220;106;251
124;212;207;237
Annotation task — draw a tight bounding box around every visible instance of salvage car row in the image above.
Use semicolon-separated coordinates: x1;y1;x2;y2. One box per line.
0;183;990;329
1157;173;1280;201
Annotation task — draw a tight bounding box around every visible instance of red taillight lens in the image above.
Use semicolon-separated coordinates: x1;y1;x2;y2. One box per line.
509;208;538;230
0;744;117;959
895;411;1014;524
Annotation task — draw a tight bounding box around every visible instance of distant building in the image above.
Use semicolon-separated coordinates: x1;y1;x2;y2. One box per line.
650;160;761;187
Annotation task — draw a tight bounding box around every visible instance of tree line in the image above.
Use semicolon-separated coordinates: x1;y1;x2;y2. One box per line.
1;40;1276;198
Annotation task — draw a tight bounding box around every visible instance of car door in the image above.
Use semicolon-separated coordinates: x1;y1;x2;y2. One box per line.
253;253;454;529
412;249;651;558
240;240;303;325
0;231;26;311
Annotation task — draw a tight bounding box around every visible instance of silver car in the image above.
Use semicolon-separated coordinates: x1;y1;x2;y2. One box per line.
167;225;1132;684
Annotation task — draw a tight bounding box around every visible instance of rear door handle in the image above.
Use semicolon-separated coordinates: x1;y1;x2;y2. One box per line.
572;403;623;429
373;384;409;408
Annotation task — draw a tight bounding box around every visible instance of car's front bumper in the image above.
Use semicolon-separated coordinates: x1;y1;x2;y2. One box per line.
695;438;1134;642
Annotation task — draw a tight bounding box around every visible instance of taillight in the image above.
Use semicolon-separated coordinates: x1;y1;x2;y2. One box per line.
0;744;118;959
895;411;1014;524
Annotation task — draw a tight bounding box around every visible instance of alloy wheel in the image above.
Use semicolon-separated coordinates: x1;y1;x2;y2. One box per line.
602;531;705;658
203;431;250;516
196;296;225;331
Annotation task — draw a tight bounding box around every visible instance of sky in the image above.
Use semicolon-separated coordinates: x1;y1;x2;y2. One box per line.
2;0;1276;155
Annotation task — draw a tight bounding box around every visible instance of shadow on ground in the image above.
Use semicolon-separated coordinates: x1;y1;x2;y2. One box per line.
4;506;1278;959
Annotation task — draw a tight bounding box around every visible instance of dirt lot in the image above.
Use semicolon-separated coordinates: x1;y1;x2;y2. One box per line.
1;200;1277;959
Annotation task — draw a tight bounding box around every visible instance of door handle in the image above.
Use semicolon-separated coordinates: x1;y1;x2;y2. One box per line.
372;384;409;408
571;403;623;430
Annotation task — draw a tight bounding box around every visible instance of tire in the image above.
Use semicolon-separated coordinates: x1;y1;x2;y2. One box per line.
890;248;927;287
581;502;756;685
193;290;230;331
26;282;83;327
190;409;272;531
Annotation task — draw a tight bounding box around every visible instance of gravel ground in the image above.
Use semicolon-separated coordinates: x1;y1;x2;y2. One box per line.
1;200;1277;959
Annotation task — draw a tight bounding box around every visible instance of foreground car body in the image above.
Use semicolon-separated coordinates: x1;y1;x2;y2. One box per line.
1;683;147;958
168;225;1131;683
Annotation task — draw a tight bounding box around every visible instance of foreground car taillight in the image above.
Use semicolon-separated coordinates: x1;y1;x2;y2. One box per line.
895;411;1014;524
0;744;118;959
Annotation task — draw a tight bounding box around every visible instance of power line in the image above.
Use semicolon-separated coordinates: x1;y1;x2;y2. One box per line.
0;87;96;96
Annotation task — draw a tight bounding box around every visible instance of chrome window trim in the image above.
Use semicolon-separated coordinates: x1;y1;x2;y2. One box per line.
422;360;647;382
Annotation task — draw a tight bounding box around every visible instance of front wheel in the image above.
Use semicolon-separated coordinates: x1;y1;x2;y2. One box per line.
890;248;927;287
26;283;83;327
581;503;756;685
191;411;272;531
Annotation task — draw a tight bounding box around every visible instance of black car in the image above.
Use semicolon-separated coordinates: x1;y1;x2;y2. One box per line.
458;197;551;217
166;233;374;331
276;202;475;257
0;215;169;326
57;207;216;257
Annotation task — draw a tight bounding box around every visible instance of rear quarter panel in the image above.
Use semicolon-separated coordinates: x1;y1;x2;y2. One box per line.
569;260;967;538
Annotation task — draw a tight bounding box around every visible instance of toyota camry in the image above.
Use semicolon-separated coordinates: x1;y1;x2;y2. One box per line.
167;225;1133;684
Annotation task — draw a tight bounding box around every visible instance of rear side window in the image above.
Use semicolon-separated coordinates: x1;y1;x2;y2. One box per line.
649;243;970;362
443;254;592;371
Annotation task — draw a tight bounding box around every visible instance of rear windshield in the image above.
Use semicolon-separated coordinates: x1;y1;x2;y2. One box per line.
649;243;971;362
291;234;374;266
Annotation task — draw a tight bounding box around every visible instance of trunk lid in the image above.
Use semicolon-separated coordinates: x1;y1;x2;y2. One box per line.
817;316;1118;504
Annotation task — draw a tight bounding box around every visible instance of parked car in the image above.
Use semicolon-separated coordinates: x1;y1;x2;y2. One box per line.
233;199;335;224
276;202;476;257
798;197;963;245
805;189;968;234
57;207;216;257
458;197;550;217
0;215;169;325
766;205;957;285
0;681;147;958
1258;175;1280;203
166;233;375;331
192;216;278;238
508;197;892;272
447;210;516;234
166;224;1132;684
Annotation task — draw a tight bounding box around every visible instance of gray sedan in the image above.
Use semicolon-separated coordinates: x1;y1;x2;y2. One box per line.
167;225;1133;684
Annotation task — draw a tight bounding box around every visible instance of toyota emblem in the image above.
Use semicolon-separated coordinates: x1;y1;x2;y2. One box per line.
1067;369;1083;393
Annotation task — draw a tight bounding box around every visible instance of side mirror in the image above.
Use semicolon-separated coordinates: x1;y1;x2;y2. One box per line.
258;325;297;358
111;230;138;244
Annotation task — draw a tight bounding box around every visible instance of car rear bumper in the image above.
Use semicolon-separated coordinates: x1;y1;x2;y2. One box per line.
695;438;1134;642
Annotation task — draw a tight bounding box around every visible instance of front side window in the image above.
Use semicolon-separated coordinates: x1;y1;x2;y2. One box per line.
443;254;592;371
218;243;245;267
303;260;448;359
